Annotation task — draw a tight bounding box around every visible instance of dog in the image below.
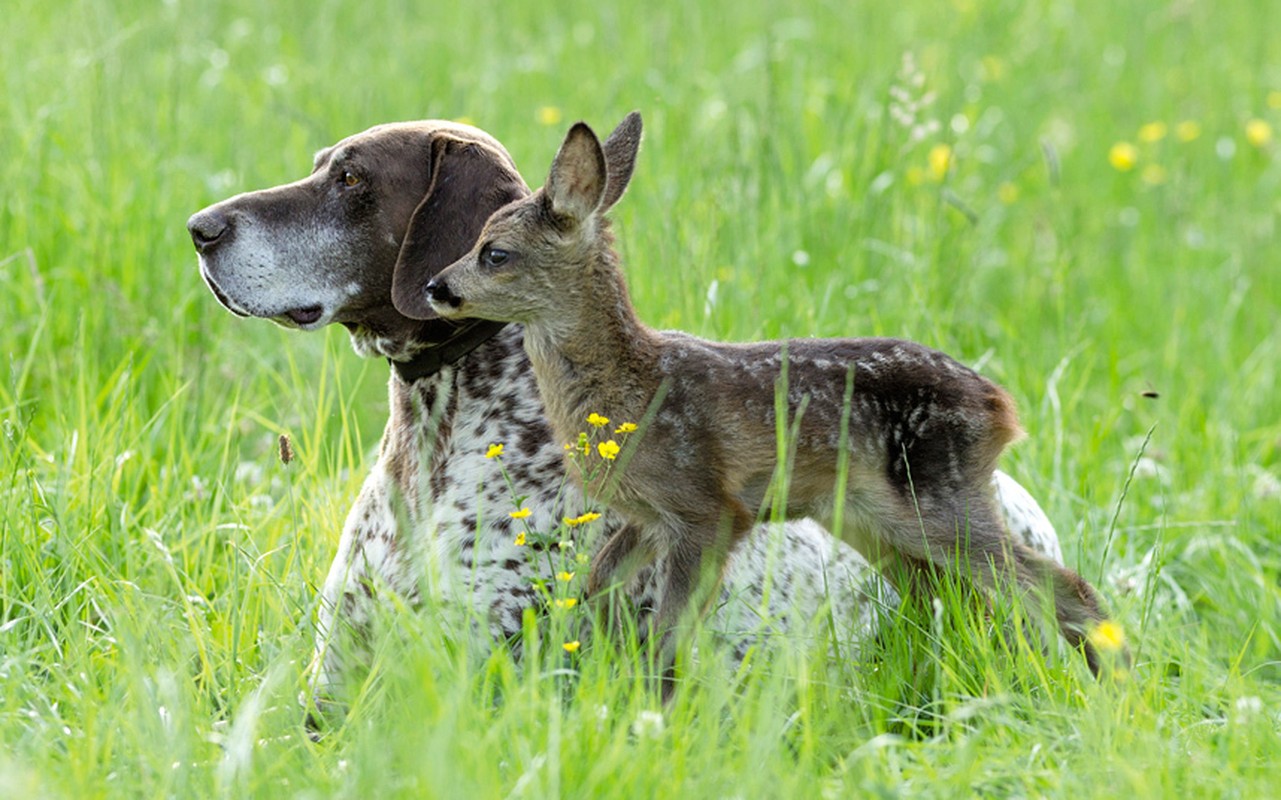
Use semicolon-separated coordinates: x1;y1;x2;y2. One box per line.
187;118;1067;705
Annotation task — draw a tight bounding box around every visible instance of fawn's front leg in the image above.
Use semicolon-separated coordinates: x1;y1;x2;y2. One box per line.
587;522;654;598
647;501;756;674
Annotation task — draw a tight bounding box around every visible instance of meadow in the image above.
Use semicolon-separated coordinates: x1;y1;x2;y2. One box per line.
2;0;1279;796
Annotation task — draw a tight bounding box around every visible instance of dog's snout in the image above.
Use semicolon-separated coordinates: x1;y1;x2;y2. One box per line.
188;209;230;252
425;279;462;309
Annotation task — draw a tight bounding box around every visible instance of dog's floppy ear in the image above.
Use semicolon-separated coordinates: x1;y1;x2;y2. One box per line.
600;111;642;212
392;137;527;320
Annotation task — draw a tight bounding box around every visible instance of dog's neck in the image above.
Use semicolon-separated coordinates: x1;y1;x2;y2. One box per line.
346;317;508;377
389;319;510;383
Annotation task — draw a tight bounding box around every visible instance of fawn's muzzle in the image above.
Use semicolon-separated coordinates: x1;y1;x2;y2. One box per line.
425;279;462;310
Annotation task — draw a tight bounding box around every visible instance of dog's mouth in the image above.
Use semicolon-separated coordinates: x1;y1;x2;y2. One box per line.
268;304;329;330
285;305;325;325
200;268;251;318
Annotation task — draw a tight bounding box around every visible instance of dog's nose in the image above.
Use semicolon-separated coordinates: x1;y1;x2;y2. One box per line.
188;209;229;252
425;279;462;309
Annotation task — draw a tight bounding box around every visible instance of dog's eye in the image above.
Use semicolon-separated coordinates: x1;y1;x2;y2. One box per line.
342;171;361;187
481;247;510;268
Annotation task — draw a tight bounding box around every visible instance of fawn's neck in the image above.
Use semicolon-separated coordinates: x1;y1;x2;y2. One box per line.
522;250;661;441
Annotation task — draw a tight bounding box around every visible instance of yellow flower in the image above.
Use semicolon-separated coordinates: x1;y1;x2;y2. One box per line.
485;443;504;459
554;597;578;610
927;143;952;182
587;413;610;428
1141;164;1168;186
997;182;1019;205
615;422;638;434
597;440;621;460
562;640;581;653
1175;120;1202;142
537;106;563;126
563;512;602;527
1137;121;1167;143
1245;119;1273;148
514;531;527;546
1108;142;1138;172
556;571;576;582
576;552;590;565
509;507;532;520
1086;620;1127;653
575;432;591;456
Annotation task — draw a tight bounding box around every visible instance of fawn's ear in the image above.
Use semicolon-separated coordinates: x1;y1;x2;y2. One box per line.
392;135;528;320
545;122;607;224
600;111;642;212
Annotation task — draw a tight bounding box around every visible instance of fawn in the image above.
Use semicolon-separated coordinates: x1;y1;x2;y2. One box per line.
407;112;1124;675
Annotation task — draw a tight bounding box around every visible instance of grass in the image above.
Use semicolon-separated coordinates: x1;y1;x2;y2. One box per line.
2;0;1279;795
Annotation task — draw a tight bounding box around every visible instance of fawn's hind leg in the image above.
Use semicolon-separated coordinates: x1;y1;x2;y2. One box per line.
868;490;1124;674
1002;540;1122;673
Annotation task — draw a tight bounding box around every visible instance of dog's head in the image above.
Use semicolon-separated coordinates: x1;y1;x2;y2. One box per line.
187;120;528;357
398;112;643;326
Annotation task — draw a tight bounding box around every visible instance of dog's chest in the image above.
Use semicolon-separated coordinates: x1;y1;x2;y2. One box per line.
376;332;611;626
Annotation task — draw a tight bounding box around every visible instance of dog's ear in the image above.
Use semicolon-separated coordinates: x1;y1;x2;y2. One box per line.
600;111;642;212
545;122;607;225
392;137;527;320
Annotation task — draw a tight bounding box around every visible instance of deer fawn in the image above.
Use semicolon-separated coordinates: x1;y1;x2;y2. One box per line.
403;112;1125;676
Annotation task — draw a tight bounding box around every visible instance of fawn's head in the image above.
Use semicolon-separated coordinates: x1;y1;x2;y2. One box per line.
393;112;643;324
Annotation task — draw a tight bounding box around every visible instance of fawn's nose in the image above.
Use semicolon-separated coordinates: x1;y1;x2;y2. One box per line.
425;279;462;309
187;209;230;253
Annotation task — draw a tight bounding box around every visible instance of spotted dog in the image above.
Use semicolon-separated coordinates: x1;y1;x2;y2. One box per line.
187;118;1065;706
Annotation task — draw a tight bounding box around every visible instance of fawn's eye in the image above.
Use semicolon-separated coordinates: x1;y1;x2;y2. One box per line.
481;246;510;268
341;171;361;187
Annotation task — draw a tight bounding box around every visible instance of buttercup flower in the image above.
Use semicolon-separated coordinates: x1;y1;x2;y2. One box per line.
563;512;602;527
598;440;621;460
1086;620;1127;653
509;507;532;519
514;532;527;546
927;143;952;181
485;443;504;459
556;571;576;582
554;598;578;610
587;412;610;428
562;640;581;653
1245;119;1273;148
538;106;563;126
615;422;638;434
1108;142;1138;171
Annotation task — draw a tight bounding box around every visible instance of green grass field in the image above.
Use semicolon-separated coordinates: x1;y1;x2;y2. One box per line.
3;0;1279;796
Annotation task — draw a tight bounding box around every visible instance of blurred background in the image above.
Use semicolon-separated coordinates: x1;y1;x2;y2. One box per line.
2;0;1279;794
